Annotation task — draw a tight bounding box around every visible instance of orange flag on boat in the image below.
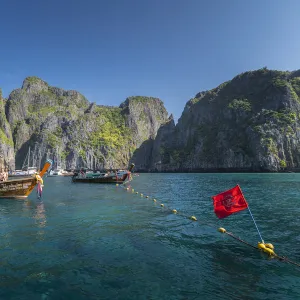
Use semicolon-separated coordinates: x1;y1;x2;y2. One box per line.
211;185;248;219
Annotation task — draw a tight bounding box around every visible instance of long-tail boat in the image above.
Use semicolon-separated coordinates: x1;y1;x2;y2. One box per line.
0;159;52;199
71;163;135;184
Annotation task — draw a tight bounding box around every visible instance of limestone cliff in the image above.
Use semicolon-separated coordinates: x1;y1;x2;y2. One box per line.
4;68;300;173
0;89;14;170
144;68;300;172
130;114;176;171
5;77;169;170
120;96;168;148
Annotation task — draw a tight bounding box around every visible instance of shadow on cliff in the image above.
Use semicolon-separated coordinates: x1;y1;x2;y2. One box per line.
129;139;154;172
15;140;32;170
15;136;46;170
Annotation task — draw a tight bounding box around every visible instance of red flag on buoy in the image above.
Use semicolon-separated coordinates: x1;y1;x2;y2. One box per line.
211;185;248;219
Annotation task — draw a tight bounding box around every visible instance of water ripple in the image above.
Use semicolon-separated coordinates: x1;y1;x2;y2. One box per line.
0;174;299;299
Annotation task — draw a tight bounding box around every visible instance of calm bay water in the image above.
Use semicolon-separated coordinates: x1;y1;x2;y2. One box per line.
0;173;299;300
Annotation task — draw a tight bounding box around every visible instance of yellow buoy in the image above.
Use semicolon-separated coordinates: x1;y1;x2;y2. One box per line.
172;209;177;214
218;227;226;233
146;196;149;198
140;193;143;197
258;243;276;256
160;204;164;207
135;192;138;194
265;243;274;250
126;187;129;190
190;216;197;221
116;184;119;187
153;199;157;202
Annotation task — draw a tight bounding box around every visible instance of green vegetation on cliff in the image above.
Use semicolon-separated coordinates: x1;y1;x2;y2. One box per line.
0;128;13;146
228;99;252;112
151;68;300;172
5;69;300;172
88;107;133;149
0;90;13;147
26;76;46;85
5;77;168;169
0;88;14;169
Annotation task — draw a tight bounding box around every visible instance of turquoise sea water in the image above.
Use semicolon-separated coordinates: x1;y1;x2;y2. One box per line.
0;173;299;300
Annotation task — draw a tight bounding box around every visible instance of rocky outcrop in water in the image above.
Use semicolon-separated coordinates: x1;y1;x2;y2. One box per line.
5;77;169;170
139;68;300;172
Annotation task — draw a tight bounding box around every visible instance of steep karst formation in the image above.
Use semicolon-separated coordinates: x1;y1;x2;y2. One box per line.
5;77;169;170
2;68;300;173
135;68;300;172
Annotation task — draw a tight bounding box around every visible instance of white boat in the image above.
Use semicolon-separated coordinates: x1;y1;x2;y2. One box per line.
47;147;70;177
47;168;63;176
9;147;37;178
47;169;73;177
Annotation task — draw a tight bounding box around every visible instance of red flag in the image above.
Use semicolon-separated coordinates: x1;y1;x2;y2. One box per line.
211;185;248;219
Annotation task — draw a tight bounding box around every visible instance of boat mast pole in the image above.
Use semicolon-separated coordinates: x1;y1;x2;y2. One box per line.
28;147;30;171
33;143;37;170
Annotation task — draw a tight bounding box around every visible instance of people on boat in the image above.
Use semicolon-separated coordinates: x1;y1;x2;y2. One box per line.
34;172;44;186
79;168;86;178
4;168;8;181
0;168;8;182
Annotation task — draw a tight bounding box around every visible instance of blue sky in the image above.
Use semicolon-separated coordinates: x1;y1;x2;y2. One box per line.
1;0;300;121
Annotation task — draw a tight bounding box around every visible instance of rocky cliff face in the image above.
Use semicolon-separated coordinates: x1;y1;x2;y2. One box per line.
143;68;300;172
120;96;168;148
5;77;169;170
3;68;300;173
0;89;14;170
130;114;176;171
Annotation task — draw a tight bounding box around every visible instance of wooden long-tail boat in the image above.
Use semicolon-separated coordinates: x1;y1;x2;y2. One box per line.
71;163;135;184
0;159;52;199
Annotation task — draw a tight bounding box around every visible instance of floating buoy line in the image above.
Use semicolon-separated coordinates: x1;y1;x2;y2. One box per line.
116;183;300;269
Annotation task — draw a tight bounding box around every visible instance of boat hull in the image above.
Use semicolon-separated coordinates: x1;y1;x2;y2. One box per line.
72;173;130;184
47;173;74;177
0;177;37;199
0;159;52;199
8;174;34;179
71;163;134;184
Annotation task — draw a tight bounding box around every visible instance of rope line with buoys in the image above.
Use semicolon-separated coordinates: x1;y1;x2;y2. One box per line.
115;182;300;269
218;228;300;267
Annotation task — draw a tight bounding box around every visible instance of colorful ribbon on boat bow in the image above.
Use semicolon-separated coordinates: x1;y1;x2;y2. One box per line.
35;174;44;198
